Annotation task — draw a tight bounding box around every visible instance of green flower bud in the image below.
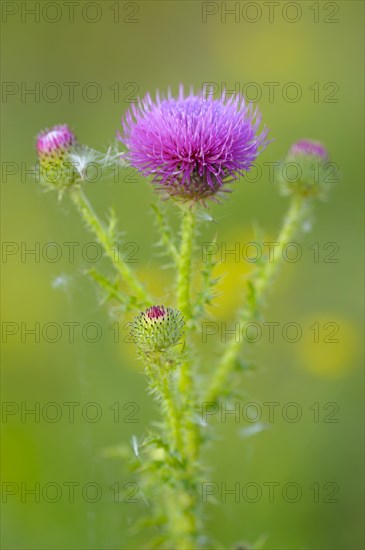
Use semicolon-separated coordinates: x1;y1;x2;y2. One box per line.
279;139;336;199
130;306;185;352
36;124;77;189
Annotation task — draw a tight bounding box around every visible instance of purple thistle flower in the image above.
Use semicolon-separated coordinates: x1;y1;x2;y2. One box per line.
118;87;268;202
145;305;168;322
289;139;328;160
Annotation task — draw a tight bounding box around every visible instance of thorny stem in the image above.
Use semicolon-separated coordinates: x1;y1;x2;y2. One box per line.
70;186;151;307
175;208;201;464
146;352;184;455
145;351;199;549
158;207;200;547
177;207;196;322
205;194;312;404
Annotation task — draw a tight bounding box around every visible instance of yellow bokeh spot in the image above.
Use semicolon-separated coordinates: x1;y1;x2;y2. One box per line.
202;227;269;318
295;315;359;379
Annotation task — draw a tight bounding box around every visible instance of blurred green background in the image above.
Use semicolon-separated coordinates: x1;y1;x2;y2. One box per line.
1;1;364;548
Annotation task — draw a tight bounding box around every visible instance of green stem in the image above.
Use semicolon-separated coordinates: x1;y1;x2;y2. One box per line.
176;207;196;403
255;194;311;299
160;366;184;455
145;351;190;458
145;352;199;549
70;187;151;307
155;207;201;546
205;194;312;404
175;208;201;461
165;487;198;550
176;208;196;321
177;352;200;461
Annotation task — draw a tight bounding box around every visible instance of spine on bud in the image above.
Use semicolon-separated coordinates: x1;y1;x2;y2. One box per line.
130;305;185;353
36;124;77;189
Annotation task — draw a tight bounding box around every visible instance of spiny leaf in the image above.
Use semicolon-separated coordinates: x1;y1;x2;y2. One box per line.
106;207;119;240
193;244;221;319
151;203;179;263
246;279;258;315
87;268;132;310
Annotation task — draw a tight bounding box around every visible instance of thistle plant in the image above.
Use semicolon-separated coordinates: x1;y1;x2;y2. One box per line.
35;87;335;549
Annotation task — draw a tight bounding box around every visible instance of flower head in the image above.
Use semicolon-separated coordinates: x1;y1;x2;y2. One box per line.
119;86;268;202
37;124;76;157
279;139;335;199
130;305;185;352
289;139;328;161
36;124;77;188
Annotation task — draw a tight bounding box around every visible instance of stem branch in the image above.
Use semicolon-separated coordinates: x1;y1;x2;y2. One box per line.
70;187;151;306
205;194;312;404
